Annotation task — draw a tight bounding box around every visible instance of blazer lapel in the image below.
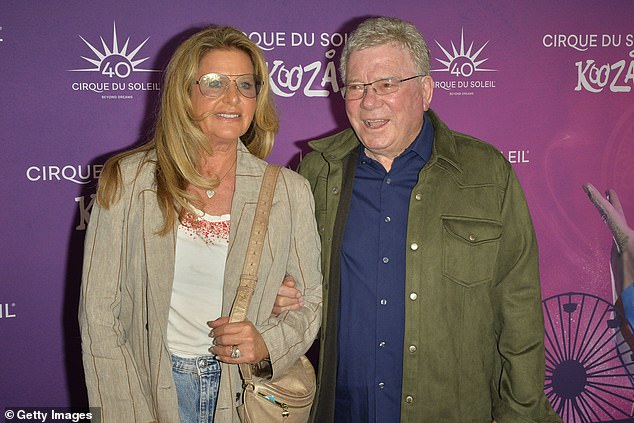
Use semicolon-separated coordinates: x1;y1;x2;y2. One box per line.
142;189;177;335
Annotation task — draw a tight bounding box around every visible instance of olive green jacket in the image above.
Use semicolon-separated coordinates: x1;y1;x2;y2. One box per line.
298;110;561;423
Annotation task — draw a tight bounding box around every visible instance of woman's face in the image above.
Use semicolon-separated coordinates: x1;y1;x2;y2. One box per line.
191;48;257;148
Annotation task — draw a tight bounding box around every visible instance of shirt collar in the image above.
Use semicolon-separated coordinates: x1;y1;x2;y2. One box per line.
406;112;434;162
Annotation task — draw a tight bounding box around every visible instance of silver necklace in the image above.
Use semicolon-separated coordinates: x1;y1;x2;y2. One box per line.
205;157;236;199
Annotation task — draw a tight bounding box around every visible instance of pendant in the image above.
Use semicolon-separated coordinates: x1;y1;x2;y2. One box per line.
206;189;215;199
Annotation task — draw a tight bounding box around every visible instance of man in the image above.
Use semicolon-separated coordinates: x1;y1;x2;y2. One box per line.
278;17;560;423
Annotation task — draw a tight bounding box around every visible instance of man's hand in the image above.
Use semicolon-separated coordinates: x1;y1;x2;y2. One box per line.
583;183;634;293
272;275;304;316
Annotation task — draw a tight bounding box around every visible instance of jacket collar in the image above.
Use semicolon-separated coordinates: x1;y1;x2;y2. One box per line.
227;139;267;252
235;139;266;176
308;109;463;175
308;127;359;160
425;109;463;175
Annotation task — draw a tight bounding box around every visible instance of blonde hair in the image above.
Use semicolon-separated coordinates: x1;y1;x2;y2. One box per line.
97;25;279;234
340;17;431;83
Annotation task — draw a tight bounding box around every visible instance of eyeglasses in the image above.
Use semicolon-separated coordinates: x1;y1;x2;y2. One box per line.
341;74;424;100
195;73;262;99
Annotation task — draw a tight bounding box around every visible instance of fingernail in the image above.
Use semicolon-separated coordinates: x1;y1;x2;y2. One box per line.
583;185;592;198
209;329;215;338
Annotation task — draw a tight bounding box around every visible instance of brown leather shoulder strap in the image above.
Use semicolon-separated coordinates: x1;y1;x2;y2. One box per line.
229;164;281;324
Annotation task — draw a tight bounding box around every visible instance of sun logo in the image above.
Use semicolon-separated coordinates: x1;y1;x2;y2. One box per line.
432;29;496;77
69;22;160;79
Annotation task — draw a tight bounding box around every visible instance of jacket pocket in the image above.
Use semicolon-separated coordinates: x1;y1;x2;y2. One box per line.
442;216;502;287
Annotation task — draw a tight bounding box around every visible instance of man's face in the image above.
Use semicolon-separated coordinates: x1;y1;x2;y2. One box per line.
344;43;433;161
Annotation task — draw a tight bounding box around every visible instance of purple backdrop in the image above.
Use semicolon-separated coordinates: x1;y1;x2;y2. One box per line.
1;1;633;421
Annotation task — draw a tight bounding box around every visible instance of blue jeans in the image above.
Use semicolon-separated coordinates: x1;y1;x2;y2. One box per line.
171;354;221;423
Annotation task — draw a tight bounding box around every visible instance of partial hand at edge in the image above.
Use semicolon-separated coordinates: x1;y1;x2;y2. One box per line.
583;183;634;292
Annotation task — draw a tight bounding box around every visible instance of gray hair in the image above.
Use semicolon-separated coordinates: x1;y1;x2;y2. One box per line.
339;17;431;82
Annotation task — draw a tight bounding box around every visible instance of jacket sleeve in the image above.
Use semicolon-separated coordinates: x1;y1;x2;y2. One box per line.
491;168;562;423
78;166;155;423
258;172;323;378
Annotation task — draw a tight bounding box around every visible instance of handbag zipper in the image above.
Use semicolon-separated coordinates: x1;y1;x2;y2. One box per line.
258;392;311;417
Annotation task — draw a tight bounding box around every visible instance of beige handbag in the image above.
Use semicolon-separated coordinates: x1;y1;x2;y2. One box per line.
230;164;316;423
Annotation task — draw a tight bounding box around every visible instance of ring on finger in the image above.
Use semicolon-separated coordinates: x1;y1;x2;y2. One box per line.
230;345;241;359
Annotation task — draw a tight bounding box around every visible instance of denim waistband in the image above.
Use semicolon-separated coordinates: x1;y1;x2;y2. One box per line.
171;353;221;373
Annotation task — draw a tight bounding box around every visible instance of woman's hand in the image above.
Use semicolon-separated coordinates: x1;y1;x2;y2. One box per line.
583;183;634;292
207;317;270;364
271;275;304;316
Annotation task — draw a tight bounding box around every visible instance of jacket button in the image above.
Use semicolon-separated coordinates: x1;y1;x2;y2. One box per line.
409;292;418;300
410;242;418;251
405;395;414;404
331;187;339;194
415;193;422;201
468;234;476;242
409;345;417;353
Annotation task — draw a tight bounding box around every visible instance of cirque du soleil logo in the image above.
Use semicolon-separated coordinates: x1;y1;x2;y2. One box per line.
432;28;497;94
68;22;161;99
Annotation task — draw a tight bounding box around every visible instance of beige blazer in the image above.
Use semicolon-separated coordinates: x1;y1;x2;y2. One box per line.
79;141;322;423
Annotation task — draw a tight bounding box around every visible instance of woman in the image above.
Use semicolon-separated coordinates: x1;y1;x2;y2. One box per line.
78;26;322;423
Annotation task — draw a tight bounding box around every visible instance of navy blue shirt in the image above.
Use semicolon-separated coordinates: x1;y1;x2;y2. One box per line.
335;113;434;423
